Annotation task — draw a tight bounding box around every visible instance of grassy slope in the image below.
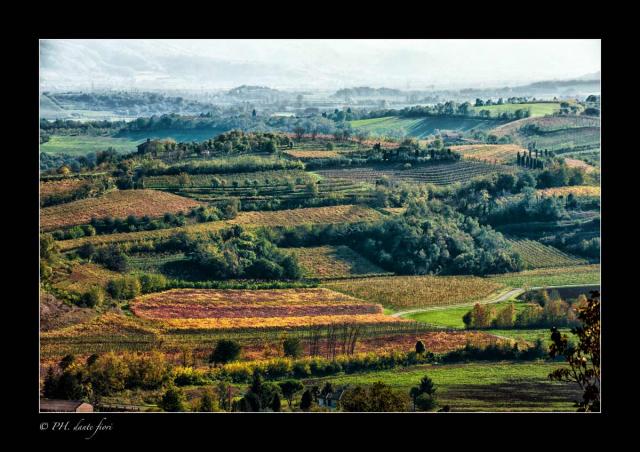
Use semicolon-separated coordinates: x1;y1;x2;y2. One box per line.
406;300;530;329
306;361;580;411
40;129;226;156
349;116;507;138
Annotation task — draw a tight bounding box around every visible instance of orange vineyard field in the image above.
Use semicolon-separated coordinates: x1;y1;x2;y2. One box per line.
131;288;407;331
40;189;202;231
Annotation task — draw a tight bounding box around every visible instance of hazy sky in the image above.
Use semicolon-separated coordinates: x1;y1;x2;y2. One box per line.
40;39;601;91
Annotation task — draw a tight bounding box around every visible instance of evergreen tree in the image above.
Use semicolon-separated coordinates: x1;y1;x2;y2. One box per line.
300;389;313;411
271;393;282;412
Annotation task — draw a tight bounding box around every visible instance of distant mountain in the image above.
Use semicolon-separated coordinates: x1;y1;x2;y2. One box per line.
575;71;601;81
333;87;405;98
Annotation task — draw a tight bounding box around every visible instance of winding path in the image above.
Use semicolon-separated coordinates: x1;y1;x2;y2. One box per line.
390;288;524;318
389;283;598;318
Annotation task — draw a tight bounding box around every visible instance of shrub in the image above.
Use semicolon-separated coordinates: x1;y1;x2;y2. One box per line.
283;337;303;358
160;386;186;412
106;276;141;300
210;339;242;365
81;286;105;308
139;273;167;294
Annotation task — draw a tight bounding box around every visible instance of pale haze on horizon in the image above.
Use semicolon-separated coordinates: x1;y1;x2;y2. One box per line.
40;39;601;92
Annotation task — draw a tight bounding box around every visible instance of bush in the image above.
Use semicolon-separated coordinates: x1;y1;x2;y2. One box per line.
283;337;303;358
139;273;167;294
160;386;186;412
106;276;141;300
81;286;105;308
415;393;437;411
210;339;242;365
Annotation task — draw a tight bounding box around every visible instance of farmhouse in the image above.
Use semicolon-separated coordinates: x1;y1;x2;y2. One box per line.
40;398;94;412
137;138;152;154
317;388;346;409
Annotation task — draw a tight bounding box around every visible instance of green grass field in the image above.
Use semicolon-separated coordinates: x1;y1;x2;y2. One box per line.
40;135;142;155
486;328;571;347
406;301;530;329
306;360;581;411
471;102;561;118
40;128;227;156
349;116;506;138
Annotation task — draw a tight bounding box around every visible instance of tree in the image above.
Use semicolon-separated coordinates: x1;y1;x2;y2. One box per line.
340;382;409;412
42;367;59;398
299;389;313;411
279;380;304;408
59;354;76;371
415;393;437;411
40;233;59;261
409;375;437;411
210;339;241;365
271;393;282;412
160;386;186;412
199;390;217;412
283;336;303;358
549;291;600;411
415;340;426;354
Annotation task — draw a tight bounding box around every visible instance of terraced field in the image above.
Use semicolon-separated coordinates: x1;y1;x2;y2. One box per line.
57;204;385;251
143;170;317;189
316;161;517;185
449;144;526;164
174;179;375;209
491;115;600;154
284;150;342;159
323;275;505;309
285;246;391;279
143;169;374;210
507;238;589;269
41;189;202;231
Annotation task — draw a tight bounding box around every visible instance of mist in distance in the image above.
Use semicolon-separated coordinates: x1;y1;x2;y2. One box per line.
40;39;601;93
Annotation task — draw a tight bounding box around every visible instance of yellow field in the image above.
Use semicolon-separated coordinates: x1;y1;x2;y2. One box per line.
52;262;121;293
285;246;389;279
131;288;405;331
41;312;161;339
161;314;405;330
41;189;202;231
323;275;505;309
564;158;598;173
40;178;90;198
449;144;526;164
537;186;600;198
57;204;383;251
284;150;341;158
